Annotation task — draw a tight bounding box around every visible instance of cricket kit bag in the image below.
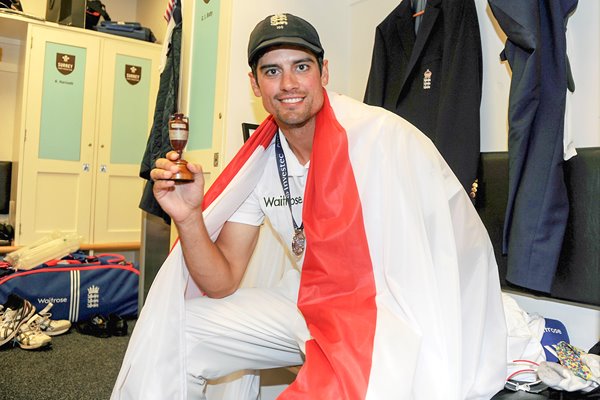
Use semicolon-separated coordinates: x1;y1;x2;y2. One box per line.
0;253;139;322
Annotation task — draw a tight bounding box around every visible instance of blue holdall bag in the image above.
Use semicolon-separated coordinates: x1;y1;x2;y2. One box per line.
0;253;139;322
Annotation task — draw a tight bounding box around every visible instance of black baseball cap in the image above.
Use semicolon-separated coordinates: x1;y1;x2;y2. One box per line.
248;13;324;66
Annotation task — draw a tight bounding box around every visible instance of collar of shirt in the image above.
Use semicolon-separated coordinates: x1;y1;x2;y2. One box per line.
277;130;310;177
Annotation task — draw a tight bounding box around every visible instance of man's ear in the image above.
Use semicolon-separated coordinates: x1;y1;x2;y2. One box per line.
248;71;262;97
321;59;330;87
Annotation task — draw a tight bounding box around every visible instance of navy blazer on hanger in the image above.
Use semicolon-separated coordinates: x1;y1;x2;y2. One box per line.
489;0;578;292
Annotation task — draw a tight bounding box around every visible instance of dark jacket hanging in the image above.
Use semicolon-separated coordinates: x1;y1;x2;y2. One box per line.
363;0;483;194
488;0;578;292
139;20;182;224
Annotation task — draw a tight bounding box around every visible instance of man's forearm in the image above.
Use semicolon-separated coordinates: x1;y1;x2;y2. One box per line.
175;212;238;298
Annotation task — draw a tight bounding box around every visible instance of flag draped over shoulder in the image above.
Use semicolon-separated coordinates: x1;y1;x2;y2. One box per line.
112;90;507;400
284;92;378;399
112;116;279;400
281;92;507;399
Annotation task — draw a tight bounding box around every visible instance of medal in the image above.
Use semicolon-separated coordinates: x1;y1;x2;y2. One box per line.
292;228;306;258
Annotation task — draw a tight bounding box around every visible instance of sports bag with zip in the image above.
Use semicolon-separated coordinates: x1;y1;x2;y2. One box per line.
0;253;138;322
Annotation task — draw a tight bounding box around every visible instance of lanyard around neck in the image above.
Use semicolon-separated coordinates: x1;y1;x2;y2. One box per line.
274;133;303;233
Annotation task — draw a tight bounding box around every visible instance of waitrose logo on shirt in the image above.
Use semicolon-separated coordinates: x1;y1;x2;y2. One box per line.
263;196;303;207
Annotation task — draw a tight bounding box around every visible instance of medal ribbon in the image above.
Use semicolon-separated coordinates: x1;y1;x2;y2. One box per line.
274;132;304;234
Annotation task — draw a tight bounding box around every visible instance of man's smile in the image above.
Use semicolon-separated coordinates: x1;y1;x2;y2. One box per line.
279;97;304;104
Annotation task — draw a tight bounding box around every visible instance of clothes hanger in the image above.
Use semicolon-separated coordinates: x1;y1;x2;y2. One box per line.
411;0;426;17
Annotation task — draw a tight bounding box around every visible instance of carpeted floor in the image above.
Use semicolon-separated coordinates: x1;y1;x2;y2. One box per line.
0;320;135;400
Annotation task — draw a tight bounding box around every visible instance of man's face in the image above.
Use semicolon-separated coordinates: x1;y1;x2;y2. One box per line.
249;47;329;131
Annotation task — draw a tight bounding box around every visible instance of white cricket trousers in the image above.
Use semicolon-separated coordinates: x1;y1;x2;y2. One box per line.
185;270;310;400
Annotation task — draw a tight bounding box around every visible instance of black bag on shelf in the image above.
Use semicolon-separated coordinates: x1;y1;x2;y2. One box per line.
96;21;156;43
85;0;110;29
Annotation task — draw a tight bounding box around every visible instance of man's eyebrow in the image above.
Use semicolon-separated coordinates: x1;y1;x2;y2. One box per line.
258;57;316;72
292;57;316;65
258;63;280;72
